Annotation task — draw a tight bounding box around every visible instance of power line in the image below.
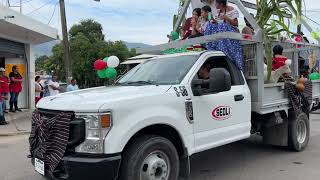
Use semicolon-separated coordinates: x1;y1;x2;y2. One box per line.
26;1;49;21
48;2;58;24
304;15;320;27
10;0;32;6
26;0;55;15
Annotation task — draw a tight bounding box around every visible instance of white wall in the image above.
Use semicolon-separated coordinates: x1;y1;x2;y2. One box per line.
25;44;35;109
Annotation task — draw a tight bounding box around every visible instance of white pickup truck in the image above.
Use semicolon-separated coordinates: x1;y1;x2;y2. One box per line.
32;49;320;180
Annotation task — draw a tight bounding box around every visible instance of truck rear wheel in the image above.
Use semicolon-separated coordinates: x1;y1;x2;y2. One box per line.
288;112;310;152
119;135;180;180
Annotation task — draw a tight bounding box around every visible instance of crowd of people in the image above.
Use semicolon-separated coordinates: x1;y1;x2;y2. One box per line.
179;0;254;72
181;0;254;40
0;65;23;125
34;75;79;105
0;67;80;126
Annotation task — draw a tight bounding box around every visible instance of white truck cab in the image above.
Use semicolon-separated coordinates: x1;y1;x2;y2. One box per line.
32;50;318;180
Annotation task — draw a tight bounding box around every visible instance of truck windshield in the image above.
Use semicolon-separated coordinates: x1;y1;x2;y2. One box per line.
117;55;198;85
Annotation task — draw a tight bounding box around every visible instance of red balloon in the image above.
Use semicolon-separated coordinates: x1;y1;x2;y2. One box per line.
94;59;107;70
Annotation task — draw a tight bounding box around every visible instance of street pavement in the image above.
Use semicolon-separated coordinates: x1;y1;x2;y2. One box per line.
0;113;320;180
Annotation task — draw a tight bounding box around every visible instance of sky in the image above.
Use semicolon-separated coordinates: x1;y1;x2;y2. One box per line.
2;0;320;45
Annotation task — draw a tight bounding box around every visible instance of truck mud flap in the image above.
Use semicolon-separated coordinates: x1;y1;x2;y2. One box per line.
263;111;288;146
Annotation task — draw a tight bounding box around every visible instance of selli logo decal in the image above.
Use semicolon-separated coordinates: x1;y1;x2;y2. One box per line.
211;106;232;120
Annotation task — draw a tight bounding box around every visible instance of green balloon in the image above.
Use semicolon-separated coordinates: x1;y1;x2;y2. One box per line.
105;68;117;79
97;69;108;78
309;73;320;80
171;31;179;41
103;57;109;62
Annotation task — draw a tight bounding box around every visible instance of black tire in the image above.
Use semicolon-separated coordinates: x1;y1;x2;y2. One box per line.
288;112;310;152
119;135;180;180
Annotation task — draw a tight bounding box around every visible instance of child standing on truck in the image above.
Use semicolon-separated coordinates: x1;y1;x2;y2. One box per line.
272;45;288;70
197;5;212;35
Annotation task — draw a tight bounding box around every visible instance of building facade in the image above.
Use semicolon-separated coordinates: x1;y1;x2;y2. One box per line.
0;5;58;109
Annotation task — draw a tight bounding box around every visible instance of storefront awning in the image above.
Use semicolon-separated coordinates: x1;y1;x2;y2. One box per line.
0;5;58;45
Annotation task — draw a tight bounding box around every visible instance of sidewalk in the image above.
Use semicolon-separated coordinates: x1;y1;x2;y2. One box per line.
0;110;32;136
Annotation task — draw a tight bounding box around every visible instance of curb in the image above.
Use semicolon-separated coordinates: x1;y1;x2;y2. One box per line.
0;131;30;137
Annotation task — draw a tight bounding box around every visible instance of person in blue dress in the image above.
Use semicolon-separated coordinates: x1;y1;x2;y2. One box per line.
204;0;244;71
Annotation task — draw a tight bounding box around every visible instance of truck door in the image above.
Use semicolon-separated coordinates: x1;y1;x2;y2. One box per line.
190;56;251;153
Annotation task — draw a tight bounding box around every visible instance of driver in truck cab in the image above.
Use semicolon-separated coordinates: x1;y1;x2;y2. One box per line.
198;63;211;79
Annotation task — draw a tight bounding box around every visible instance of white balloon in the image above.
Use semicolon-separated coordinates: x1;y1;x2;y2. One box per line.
107;56;120;68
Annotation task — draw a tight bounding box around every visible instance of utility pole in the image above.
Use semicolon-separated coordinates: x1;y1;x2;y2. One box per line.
297;2;302;35
59;0;72;81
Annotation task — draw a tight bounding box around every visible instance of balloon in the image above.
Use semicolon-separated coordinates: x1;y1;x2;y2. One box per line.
103;57;109;62
171;31;179;41
309;73;320;80
107;56;120;68
97;69;108;78
105;68;117;79
94;59;107;70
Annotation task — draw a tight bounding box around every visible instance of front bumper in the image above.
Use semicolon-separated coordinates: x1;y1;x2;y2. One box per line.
32;153;121;180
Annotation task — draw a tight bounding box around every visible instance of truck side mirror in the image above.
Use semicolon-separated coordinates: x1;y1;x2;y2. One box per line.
208;68;231;93
191;79;209;96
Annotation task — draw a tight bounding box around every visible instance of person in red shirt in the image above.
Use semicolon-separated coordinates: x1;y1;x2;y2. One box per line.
0;74;8;125
0;68;9;113
272;45;288;70
181;8;201;40
9;65;23;112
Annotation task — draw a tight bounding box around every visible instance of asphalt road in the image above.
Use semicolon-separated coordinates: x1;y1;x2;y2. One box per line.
1;114;320;180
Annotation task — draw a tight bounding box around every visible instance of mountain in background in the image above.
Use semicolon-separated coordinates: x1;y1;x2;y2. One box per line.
124;42;151;49
34;40;151;57
34;40;60;57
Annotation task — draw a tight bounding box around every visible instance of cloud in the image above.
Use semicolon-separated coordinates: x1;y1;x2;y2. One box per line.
17;0;177;45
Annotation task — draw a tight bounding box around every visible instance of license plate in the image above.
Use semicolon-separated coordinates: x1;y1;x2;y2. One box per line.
35;158;45;175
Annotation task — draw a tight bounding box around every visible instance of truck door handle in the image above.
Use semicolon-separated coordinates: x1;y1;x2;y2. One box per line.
234;95;244;101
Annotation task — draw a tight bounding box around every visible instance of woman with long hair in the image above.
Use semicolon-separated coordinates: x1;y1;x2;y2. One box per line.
9;65;23;112
35;76;44;105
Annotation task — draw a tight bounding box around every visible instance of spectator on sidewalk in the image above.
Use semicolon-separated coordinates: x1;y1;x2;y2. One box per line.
35;76;44;105
67;78;79;92
9;65;23;112
0;82;8;125
0;68;9;113
48;75;60;96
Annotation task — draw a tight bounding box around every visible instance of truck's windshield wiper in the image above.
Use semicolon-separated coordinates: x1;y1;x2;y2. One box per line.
126;80;158;85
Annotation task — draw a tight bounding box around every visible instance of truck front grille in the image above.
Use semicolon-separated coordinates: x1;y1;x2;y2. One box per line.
37;109;85;153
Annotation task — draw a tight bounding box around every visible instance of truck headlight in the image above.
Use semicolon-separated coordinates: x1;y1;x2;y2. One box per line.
75;112;112;154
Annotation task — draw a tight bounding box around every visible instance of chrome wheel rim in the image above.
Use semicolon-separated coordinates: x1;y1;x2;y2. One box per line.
140;150;170;180
297;120;307;144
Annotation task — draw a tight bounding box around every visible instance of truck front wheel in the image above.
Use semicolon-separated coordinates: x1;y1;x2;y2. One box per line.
288;112;310;152
119;135;180;180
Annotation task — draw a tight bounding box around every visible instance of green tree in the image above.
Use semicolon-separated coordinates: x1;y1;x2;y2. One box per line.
35;55;49;72
42;19;133;88
256;0;303;81
69;19;105;42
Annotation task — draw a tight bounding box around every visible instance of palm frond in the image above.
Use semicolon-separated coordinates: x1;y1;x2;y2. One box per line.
256;0;304;81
